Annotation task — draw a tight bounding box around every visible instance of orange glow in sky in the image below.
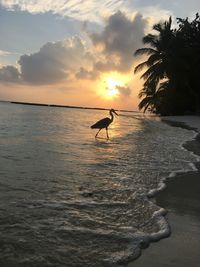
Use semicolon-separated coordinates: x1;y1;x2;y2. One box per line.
0;8;149;111
97;72;130;100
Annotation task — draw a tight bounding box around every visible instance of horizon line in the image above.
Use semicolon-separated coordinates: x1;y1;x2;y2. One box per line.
0;100;138;113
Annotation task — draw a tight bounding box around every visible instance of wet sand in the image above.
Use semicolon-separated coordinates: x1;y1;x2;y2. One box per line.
127;121;200;267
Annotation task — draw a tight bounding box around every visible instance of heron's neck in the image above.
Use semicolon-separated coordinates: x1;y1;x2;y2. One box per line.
110;111;114;122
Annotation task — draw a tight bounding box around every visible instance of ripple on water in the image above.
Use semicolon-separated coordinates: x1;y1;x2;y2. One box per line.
0;105;199;266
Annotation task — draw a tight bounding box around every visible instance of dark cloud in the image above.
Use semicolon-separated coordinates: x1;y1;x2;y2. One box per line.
0;36;93;85
0;11;147;85
18;37;87;84
0;65;21;82
19;53;67;84
116;85;131;97
90;11;147;72
75;67;98;80
94;58;119;72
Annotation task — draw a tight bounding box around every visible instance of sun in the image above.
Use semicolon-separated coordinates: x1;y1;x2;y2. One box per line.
107;87;119;97
106;78;119;97
97;72;130;100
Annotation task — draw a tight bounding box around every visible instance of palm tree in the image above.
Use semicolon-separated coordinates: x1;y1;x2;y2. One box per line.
135;14;200;115
134;17;175;113
176;14;200;113
138;81;168;113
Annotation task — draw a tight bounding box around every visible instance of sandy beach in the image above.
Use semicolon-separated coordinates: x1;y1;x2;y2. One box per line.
127;116;200;267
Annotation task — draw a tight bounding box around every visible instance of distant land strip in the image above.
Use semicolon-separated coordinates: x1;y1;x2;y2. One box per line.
9;101;137;113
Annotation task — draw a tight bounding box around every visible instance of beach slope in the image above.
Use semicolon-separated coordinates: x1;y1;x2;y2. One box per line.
127;116;200;267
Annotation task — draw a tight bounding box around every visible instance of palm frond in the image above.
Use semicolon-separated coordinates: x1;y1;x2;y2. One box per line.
135;16;177;114
138;96;154;112
147;53;161;65
134;52;161;74
138;88;148;98
143;34;158;47
146;61;166;80
153;23;163;33
134;48;157;57
141;62;162;80
134;61;149;74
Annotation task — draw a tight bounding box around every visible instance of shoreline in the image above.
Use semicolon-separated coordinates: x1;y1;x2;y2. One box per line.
127;116;200;267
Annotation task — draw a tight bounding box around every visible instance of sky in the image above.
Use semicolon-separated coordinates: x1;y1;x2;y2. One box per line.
0;0;200;110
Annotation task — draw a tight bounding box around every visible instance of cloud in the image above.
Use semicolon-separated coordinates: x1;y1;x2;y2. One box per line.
0;11;148;85
116;84;131;97
90;11;147;72
0;65;21;82
18;36;94;84
0;36;94;84
126;0;200;14
75;67;98;80
75;12;148;79
0;49;11;56
0;0;124;22
2;0;200;24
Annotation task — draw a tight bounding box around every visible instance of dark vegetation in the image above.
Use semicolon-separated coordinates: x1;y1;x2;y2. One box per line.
134;14;200;115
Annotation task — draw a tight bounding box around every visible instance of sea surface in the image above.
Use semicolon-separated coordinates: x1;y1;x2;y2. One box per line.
0;102;199;267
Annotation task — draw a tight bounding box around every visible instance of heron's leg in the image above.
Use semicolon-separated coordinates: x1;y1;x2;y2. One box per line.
95;129;101;138
106;128;109;139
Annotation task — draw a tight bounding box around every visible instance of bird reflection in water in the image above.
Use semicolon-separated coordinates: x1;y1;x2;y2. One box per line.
90;109;118;139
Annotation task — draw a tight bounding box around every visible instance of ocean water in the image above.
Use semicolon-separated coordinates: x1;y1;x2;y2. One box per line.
0;102;199;267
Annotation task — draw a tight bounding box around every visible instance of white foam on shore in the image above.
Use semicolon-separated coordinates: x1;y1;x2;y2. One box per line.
163;116;200;170
136;115;200;264
147;115;200;199
107;116;200;266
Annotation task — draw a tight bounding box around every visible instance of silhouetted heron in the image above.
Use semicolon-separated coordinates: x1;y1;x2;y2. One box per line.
91;109;118;139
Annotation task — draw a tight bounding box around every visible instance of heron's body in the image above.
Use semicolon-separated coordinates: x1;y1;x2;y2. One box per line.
91;117;112;129
91;109;118;139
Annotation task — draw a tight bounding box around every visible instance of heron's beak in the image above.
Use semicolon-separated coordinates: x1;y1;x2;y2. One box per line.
114;110;119;116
